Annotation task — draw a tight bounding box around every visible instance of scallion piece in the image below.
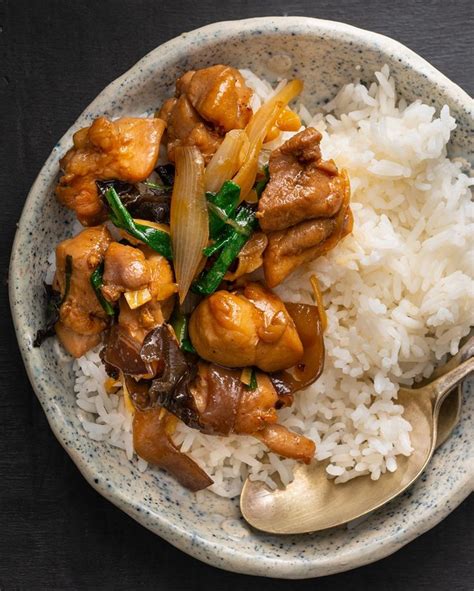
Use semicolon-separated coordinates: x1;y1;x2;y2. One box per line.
206;180;240;239
193;205;258;295
254;164;270;198
170;309;196;354
105;187;173;259
247;368;258;391
90;262;115;316
142;180;167;191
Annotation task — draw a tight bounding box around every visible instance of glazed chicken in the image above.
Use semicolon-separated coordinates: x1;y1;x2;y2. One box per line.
189;282;304;372
258;127;352;286
56;117;165;225
104;251;176;377
36;66;356;494
158;65;253;163
189;363;315;463
54;225;112;357
179;65;253;132
102;242;150;302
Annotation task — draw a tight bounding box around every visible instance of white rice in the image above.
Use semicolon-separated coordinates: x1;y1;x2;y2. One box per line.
63;65;473;497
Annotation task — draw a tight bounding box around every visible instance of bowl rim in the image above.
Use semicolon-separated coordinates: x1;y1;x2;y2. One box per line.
9;15;474;579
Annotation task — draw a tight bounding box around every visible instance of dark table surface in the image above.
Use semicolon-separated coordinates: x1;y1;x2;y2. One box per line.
1;1;473;589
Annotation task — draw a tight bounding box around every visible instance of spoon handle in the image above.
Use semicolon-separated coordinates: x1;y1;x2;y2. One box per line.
428;356;474;408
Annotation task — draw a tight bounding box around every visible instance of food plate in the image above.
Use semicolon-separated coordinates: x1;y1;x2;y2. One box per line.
9;17;473;578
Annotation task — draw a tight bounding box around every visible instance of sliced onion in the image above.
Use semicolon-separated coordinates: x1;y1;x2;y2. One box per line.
121;373;137;415
270;303;325;396
170;146;209;303
240;367;252;386
205;129;249;192
233;79;304;201
310;274;328;332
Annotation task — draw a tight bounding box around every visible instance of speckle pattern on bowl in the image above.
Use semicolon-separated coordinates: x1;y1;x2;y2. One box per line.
9;17;474;579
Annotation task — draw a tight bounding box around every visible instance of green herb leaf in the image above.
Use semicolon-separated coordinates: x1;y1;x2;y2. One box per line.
170;309;196;353
105;187;173;260
194;205;258;295
254;164;270;198
142;180;167;191
247;368;258;391
206;180;241;239
90;262;115;316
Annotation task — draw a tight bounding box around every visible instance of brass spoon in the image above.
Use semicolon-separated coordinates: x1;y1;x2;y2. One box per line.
433;336;473;446
241;351;474;534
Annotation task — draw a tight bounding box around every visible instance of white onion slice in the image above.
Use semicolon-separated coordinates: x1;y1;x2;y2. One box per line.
205;129;249;192
233;79;304;201
170;146;209;303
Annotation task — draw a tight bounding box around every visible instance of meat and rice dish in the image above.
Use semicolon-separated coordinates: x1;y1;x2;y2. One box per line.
35;63;473;496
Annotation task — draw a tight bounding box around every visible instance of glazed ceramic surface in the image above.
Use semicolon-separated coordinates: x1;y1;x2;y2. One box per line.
9;17;474;579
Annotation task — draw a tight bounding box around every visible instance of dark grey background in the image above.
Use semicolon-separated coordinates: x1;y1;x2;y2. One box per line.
1;0;473;589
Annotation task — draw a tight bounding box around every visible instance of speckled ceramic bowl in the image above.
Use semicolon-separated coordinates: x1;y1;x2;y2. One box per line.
9;17;474;579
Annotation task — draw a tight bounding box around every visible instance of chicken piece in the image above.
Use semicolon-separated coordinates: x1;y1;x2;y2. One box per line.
188;282;303;372
158;95;222;164
157;65;253;163
115;249;174;345
189;364;278;435
56;117;165;225
234;372;279;434
263;181;353;287
257;127;346;232
188;363;314;463
139;245;177;321
254;424;315;463
54;322;102;358
103;247;176;377
102;297;165;378
118;297;164;345
54;226;112;351
179;65;253;132
263;218;336;288
102;242;150;302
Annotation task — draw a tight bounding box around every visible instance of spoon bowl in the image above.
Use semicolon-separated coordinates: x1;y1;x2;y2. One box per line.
241;351;474;534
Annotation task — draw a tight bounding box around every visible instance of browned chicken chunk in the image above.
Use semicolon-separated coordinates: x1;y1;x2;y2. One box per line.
158;65;253;163
254;424;316;463
158;95;222;164
258;127;345;232
189;363;315;463
264;217;336;287
180;65;253;132
102;242;150;302
56;117;165;225
54;323;102;359
258;127;353;286
54;225;112;356
188;282;303;372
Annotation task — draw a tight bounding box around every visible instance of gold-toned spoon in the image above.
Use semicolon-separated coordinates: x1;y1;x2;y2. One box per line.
433;336;473;446
241;350;474;534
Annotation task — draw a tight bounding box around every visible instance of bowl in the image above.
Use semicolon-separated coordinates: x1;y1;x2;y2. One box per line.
9;16;473;579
